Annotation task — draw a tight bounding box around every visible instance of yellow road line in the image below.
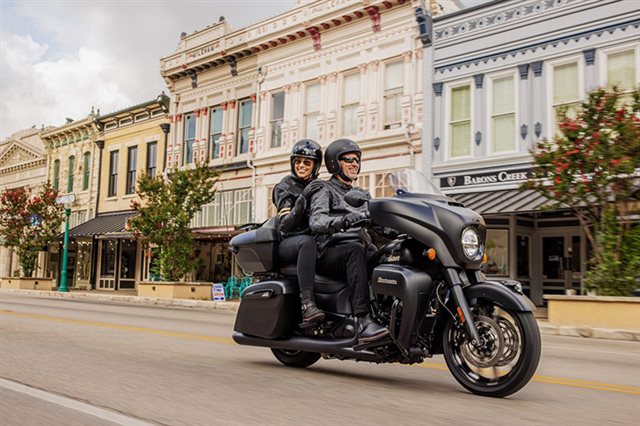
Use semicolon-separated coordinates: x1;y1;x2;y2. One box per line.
3;309;639;395
0;309;235;346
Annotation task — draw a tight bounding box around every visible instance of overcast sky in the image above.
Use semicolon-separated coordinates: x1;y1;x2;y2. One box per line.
0;0;482;141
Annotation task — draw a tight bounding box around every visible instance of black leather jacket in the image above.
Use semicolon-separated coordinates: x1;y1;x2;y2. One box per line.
272;174;313;238
309;176;371;251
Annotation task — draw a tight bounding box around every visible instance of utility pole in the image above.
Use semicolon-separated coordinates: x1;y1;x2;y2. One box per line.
414;2;434;180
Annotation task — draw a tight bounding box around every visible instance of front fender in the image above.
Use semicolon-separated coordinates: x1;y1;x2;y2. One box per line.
463;282;536;312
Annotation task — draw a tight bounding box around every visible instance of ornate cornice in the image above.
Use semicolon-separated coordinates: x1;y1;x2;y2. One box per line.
435;19;640;74
435;0;581;42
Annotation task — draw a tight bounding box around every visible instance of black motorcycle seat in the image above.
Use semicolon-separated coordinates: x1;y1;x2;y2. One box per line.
279;263;348;293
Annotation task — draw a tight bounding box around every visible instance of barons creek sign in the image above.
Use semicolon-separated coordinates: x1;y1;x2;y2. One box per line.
441;168;532;188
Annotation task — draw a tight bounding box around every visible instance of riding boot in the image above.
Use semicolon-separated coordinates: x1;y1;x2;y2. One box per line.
301;289;325;323
357;313;390;342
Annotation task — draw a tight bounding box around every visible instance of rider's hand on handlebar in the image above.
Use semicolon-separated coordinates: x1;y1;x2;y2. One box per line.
342;211;368;229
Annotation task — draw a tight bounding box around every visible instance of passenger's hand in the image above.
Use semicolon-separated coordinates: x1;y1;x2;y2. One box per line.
342;211;368;229
293;194;306;213
302;180;324;202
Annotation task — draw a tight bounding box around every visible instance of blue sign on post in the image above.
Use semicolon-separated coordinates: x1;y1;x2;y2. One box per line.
212;283;226;302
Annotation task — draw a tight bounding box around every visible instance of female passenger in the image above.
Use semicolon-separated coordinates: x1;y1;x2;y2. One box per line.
272;139;324;323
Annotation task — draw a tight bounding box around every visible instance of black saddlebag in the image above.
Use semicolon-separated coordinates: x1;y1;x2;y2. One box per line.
230;218;278;274
233;279;300;339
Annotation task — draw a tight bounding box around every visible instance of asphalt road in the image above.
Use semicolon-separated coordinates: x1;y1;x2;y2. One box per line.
1;293;638;426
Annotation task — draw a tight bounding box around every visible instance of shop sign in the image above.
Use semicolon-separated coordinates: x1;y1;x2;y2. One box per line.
441;168;532;188
212;283;226;301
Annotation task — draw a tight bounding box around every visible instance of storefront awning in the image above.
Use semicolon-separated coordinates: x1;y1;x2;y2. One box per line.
448;189;565;215
63;212;134;238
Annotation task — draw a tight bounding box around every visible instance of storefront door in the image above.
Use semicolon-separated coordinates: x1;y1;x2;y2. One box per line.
538;233;582;302
98;239;117;290
119;240;137;289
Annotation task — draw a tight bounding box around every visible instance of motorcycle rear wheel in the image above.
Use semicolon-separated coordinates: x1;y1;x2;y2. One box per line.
442;300;541;398
271;349;321;368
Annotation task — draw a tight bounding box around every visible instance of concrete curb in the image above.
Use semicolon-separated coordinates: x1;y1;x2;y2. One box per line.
0;288;240;312
2;288;639;341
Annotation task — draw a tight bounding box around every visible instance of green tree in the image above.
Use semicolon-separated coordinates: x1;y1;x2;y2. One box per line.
0;183;65;277
129;163;217;281
523;87;640;295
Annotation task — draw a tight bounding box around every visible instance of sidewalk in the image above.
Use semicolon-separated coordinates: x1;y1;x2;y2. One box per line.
1;288;638;342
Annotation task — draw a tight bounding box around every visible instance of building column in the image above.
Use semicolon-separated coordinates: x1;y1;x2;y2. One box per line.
531;61;545;141
518;64;531;152
473;74;485;157
583;48;597;92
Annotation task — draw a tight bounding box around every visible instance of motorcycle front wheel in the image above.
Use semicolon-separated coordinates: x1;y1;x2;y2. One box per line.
271;349;321;368
442;300;541;398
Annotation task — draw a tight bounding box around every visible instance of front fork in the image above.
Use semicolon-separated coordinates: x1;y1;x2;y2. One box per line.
443;268;482;347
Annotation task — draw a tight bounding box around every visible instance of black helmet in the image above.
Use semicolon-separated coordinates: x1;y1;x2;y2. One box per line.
324;139;361;178
290;139;322;178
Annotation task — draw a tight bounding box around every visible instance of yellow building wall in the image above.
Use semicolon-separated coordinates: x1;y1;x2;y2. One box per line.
99;117;168;213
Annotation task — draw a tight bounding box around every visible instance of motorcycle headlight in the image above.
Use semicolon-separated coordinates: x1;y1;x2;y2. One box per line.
461;227;480;259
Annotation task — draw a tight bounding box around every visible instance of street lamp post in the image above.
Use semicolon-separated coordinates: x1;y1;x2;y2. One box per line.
55;193;76;292
59;207;71;292
415;3;434;180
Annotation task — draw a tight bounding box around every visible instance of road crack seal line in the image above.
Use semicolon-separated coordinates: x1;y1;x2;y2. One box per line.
3;309;639;395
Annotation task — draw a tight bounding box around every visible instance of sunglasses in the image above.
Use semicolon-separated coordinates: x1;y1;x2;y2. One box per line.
340;156;360;164
293;158;314;167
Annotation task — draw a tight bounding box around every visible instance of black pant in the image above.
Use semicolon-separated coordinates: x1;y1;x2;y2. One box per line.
278;234;317;297
317;242;369;316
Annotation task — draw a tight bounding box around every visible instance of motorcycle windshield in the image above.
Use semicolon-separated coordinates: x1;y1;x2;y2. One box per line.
387;169;444;196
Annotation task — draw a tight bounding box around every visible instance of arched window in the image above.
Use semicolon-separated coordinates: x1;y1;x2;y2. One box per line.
67;156;75;192
82;152;91;190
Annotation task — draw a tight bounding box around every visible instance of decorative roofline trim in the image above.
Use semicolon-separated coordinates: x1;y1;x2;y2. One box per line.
434;19;640;74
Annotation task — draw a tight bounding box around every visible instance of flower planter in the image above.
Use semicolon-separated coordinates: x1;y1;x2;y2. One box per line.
545;295;640;330
0;277;55;291
137;281;212;300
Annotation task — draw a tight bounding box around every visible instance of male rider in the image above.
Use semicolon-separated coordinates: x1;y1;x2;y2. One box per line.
308;139;389;342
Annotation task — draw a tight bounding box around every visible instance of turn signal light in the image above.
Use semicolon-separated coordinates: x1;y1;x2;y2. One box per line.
426;248;437;261
482;253;488;264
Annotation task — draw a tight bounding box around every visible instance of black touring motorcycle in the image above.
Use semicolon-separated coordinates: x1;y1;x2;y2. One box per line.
230;169;541;397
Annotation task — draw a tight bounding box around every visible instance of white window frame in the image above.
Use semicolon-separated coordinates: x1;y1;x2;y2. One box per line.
341;72;360;137
486;70;519;155
304;82;321;140
598;42;640;96
546;55;584;137
270;91;285;149
444;79;474;160
383;60;404;129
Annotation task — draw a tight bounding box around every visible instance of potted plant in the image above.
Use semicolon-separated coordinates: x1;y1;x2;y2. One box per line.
0;182;64;290
129;162;218;300
523;87;640;330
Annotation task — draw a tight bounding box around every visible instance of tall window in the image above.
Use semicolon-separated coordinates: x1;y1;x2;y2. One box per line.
237;99;253;155
126;146;137;195
67;155;75;193
491;76;516;152
209;106;223;159
342;73;360;136
607;49;636;106
384;61;404;129
82;152;90;190
305;83;320;140
198;189;253;227
108;150;118;197
270;92;285;148
146;142;157;178
552;62;580;133
184;113;196;164
374;172;396;198
53;160;60;190
450;85;471;158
